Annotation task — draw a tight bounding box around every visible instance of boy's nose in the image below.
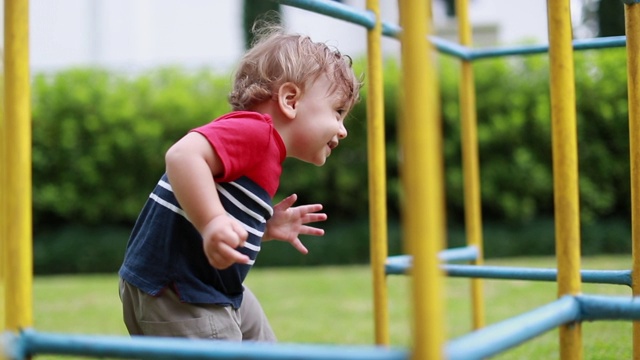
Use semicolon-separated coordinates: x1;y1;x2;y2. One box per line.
338;124;348;139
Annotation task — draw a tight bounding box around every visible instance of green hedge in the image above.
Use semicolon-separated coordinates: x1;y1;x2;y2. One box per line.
32;67;232;226
31;48;634;273
32;50;632;228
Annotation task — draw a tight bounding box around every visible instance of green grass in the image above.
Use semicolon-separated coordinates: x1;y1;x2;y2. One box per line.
29;255;634;359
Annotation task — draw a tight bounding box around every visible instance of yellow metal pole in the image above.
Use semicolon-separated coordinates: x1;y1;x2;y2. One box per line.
625;2;640;360
0;0;5;333
546;0;582;359
398;0;446;358
366;0;390;347
455;0;485;331
4;0;33;331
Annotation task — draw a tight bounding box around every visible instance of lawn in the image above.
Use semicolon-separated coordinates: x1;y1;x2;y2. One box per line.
29;255;634;359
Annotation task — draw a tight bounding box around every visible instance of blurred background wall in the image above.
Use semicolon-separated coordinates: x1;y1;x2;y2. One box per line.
21;0;585;74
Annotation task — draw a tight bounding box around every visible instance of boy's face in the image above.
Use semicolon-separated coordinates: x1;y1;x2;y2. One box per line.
288;75;349;166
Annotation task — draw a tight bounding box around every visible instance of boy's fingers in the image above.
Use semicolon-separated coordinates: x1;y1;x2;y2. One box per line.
291;238;308;255
301;204;323;214
224;245;250;263
230;221;248;247
303;213;327;223
212;245;250;269
299;225;324;236
276;194;298;209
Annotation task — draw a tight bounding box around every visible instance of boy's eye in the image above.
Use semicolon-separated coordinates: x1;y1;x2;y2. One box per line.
336;109;346;116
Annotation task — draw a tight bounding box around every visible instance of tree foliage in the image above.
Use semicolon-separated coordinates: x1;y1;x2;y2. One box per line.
30;48;635;273
32;48;632;231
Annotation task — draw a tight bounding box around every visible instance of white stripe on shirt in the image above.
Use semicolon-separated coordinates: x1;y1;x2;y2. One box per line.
149;193;188;219
227;181;274;216
155;179;265;243
158;179;173;192
216;184;267;223
243;242;261;252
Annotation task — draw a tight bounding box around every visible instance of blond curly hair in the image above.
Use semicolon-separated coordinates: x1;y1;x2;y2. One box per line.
229;25;361;113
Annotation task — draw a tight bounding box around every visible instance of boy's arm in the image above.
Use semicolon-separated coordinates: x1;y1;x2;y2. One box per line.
165;132;250;269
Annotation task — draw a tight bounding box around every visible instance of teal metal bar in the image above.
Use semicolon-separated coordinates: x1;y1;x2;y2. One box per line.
468;43;550;59
386;259;632;286
381;24;625;61
275;0;627;62
468;36;627;60
384;256;413;274
3;329;408;360
2;332;19;359
430;36;473;60
444;264;632;286
274;0;404;41
6;295;640;360
439;246;479;262
445;295;640;359
274;0;403;46
385;246;479;274
445;296;580;360
275;0;375;28
578;295;640;320
381;22;400;38
384;31;626;61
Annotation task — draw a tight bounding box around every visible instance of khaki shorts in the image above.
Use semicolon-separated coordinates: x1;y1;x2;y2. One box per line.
119;278;276;341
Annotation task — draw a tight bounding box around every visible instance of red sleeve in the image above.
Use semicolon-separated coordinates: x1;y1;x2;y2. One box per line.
191;112;272;183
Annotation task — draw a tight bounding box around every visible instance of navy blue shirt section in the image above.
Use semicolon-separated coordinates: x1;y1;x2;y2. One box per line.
119;174;273;308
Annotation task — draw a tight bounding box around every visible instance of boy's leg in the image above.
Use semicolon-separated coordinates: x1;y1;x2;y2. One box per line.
119;278;242;340
239;286;276;342
119;278;144;335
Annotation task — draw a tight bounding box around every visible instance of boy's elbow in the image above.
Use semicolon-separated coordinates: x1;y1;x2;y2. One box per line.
165;134;196;165
165;145;180;168
165;142;190;173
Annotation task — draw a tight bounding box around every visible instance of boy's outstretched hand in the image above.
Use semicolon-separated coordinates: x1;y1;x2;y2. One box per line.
263;194;327;254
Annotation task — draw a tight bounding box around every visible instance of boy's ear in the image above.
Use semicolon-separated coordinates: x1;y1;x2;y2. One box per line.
277;82;301;120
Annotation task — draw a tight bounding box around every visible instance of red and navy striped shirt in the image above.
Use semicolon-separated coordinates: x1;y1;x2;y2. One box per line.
119;112;286;308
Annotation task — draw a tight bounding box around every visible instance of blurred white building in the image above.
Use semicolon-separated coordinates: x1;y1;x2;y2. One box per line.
25;0;584;73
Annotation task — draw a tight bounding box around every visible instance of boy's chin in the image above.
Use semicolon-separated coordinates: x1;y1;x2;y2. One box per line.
311;158;326;166
296;153;328;166
309;156;327;167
